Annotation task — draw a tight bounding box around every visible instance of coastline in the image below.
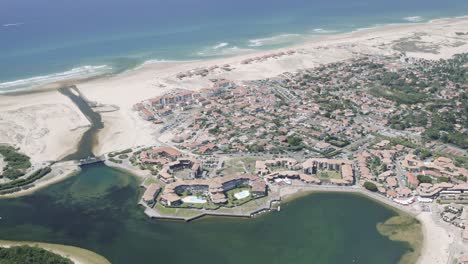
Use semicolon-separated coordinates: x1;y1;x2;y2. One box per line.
1;17;467;159
0;162;81;199
0;240;110;264
278;188;423;264
1;15;467;95
0;16;467;264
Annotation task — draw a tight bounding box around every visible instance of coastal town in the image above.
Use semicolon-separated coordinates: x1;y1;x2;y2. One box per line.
0;16;467;264
69;52;464;259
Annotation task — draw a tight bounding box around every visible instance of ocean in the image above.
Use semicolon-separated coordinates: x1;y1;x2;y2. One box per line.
1;0;468;92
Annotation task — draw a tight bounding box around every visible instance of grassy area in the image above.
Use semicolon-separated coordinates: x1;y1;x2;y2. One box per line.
223;158;247;175
370;86;429;105
155;203;201;218
376;214;423;264
316;170;342;180
223;156;265;175
143;177;157;186
0;240;110;264
226;187;253;207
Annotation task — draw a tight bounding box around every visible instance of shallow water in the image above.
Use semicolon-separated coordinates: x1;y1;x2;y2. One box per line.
0;163;410;264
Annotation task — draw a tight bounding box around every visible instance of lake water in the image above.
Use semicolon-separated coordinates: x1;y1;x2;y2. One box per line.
0;163;410;264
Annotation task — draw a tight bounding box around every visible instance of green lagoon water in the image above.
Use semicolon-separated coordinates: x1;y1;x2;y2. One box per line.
0;164;410;264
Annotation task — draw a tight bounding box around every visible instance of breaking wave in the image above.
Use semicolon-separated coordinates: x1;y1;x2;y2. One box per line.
403;16;424;22
247;33;303;47
2;22;24;27
196;43;253;57
311;28;338;34
0;65;112;93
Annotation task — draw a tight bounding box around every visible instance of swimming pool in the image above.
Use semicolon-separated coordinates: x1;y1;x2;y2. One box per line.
234;190;250;200
182;196;207;204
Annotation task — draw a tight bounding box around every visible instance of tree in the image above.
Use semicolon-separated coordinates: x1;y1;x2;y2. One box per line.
437;177;450;183
363;181;378;192
417;175;433;184
287;135;302;147
0;246;73;264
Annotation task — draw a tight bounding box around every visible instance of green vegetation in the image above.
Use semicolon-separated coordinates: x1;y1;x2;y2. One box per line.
143;177;157;186
108;148;132;158
226;186;254;207
316;170;341;180
223;158;248;175
155;203;202;218
108;158;122;164
413;148;432;159
0;146;31;180
0;240;111;264
2;169;25;180
370;85;428;105
437;176;450;183
417;175;432;184
370;156;384;176
363;181;378;192
325;136;350;147
455;175;467;182
0;246;72;264
389;112;428;130
423;113;468;149
208;125;220;135
377;214;423;264
0;167;52;194
287;135;303;148
118;154;129;159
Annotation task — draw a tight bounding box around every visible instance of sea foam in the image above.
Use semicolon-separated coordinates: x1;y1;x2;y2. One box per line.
403;16;424;22
311;28;338;34
2;22;24;27
212;42;229;49
248;33;303;47
0;65;112;93
196;43;253;57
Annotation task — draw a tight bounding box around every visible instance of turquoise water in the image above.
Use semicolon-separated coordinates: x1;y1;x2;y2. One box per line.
234;190;250;199
182;196;207;204
0;164;412;264
1;0;468;91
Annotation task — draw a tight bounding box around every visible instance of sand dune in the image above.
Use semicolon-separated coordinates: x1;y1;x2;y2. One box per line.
0;90;90;163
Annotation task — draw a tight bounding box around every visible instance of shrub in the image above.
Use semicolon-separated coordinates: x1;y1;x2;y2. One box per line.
417;175;433;184
118;154;129;159
363;181;378;192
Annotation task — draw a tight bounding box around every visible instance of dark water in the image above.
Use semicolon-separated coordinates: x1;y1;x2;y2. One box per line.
59;86;103;160
0;164;409;264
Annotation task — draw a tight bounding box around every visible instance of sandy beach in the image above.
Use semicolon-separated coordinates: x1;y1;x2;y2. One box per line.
0;17;467;264
0;90;90;163
73;17;468;157
1;17;467;162
417;212;453;264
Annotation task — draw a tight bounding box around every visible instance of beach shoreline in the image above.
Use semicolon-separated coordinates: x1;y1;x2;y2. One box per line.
0;240;111;264
1;15;468;96
0;162;81;199
0;16;467;264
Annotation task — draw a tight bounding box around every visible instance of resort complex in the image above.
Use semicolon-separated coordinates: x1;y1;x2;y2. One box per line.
107;51;468;258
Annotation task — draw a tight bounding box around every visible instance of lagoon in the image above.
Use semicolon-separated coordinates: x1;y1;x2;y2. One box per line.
0;164;411;264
